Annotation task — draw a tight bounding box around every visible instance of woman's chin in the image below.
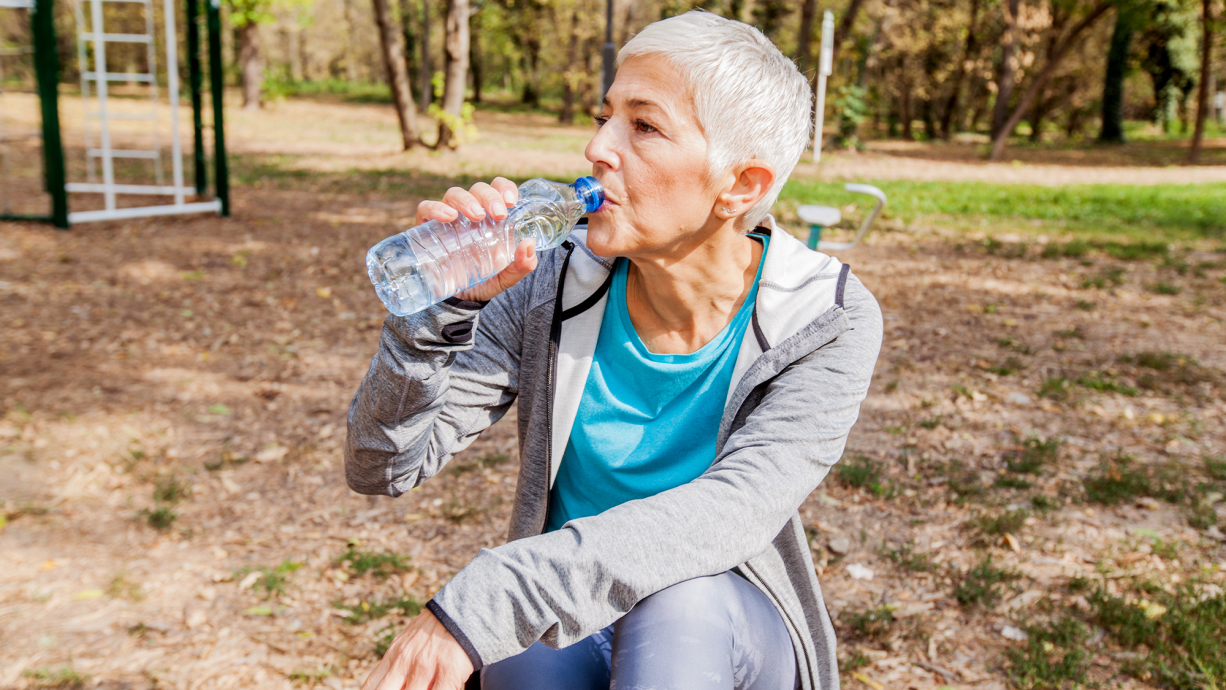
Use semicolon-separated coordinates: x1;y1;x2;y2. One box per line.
582;217;621;257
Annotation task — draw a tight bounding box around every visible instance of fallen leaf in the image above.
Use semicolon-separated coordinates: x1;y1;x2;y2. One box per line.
244;605;273;616
256;445;289;463
239;571;263;590
316;287;333;298
852;671;884;690
1001;626;1028;641
73;589;104;600
1002;533;1021;553
845;563;874;580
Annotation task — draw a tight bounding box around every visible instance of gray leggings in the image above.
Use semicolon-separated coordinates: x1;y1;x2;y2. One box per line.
481;571;799;690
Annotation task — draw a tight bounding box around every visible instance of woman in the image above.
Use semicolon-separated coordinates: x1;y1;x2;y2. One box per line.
346;11;882;690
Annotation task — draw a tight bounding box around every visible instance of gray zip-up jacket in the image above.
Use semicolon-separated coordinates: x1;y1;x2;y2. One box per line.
345;218;883;690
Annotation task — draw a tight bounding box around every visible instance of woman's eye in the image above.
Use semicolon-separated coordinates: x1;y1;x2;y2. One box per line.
635;120;657;133
593;116;609;127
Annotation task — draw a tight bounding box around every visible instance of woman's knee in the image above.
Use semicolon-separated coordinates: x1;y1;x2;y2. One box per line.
620;572;739;630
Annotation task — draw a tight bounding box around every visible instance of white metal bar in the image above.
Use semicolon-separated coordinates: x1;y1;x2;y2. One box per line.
163;0;183;205
86;148;159;159
144;0;162;186
79;32;152;43
74;0;94;184
68;199;221;223
83;71;155;82
67;182;196;194
0;0;34;8
88;0;117;212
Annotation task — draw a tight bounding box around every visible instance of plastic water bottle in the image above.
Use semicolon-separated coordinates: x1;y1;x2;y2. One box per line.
366;177;604;316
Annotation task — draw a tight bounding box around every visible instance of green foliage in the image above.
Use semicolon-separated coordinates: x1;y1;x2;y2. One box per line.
23;668;89;690
918;416;942;429
336;546;413;580
1148;281;1182;295
1004;616;1091;689
1084;454;1150;504
264;77;392;104
954;556;1019;608
374;626;397;658
1089;584;1226;688
289;667;336;684
989;356;1026;376
226;0;275;28
832;85;868;150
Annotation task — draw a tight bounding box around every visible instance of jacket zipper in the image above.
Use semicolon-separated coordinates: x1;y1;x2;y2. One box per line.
540;240;575;533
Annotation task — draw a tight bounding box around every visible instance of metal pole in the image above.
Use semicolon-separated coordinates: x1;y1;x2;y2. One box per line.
87;0;117;211
33;0;69;227
600;0;614;103
811;10;834;162
164;0;184;206
206;0;228;216
187;0;206;195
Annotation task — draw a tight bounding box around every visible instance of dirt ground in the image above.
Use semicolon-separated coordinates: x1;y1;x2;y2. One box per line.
2;100;1225;690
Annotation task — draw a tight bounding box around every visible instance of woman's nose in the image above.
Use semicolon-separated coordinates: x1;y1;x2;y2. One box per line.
585;121;621;173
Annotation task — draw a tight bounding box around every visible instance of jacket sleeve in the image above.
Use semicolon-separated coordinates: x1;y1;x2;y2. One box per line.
344;280;527;497
428;275;884;667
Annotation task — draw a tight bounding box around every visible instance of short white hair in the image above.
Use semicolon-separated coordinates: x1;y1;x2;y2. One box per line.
617;10;812;230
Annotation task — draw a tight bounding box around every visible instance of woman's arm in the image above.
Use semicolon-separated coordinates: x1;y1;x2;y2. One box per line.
427;274;884;668
344;178;534;496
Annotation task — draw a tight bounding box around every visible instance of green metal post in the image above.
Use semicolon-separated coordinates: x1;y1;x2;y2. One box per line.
33;0;69;228
187;0;207;195
206;0;229;216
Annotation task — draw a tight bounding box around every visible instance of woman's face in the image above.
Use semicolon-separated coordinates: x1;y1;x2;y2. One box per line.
583;56;724;260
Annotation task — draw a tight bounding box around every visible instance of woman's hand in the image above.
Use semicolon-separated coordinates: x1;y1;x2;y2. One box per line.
415;177;538;304
361;610;474;690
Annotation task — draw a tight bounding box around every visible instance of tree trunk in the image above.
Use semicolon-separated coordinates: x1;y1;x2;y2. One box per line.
991;0;1021;138
238;22;262;110
1188;0;1213;164
470;10;482;104
287;26;303;82
435;0;469;149
343;0;360;82
418;0;431;112
796;0;818;75
834;0;866;53
1098;7;1134;143
372;0;420;149
939;0;981;139
559;10;580;124
400;0;417;102
990;1;1112;159
900;58;914;140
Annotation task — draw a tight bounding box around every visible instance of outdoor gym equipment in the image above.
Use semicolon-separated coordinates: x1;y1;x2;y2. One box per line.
0;0;228;228
797;183;887;252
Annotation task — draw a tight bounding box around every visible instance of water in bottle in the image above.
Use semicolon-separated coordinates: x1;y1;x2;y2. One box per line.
366;177;604;316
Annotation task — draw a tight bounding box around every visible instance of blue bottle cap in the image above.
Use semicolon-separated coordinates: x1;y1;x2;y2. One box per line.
570;176;605;214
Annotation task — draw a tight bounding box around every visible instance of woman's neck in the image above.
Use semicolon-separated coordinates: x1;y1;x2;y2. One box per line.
624;225;763;355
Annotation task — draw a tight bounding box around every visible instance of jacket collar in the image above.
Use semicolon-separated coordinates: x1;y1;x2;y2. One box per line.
548;218;847;486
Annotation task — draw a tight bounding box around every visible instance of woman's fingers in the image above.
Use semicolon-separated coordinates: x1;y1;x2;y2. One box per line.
468;182;508;221
415;199;459;227
441;186;487;223
491;177;518;206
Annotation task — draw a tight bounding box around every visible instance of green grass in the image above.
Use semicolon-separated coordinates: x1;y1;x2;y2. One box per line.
138;506;177;530
23;668;89;690
1076;373;1138;397
1084;454;1151;505
954;555;1020;608
844;604;895;641
972;509;1030;537
1088;584;1226;688
1004;437;1060;475
334;594;421;625
1081;266;1126;289
834;455;895;498
881;541;935;572
337;546;413;580
238;560;302;599
153;474;191;503
1004;616;1091;689
1037;377;1073;402
777;179;1226;241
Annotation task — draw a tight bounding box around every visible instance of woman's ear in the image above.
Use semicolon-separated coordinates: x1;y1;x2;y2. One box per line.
714;160;775;221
